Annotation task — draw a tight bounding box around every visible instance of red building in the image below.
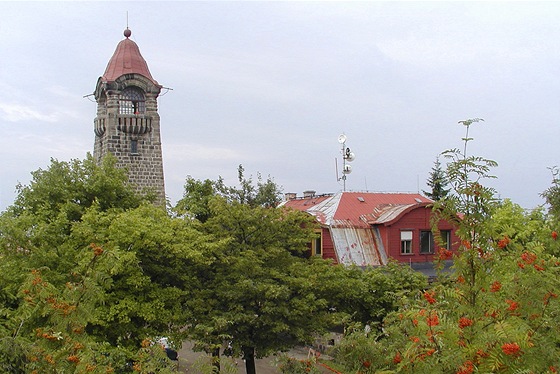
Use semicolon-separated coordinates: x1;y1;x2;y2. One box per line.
281;191;459;275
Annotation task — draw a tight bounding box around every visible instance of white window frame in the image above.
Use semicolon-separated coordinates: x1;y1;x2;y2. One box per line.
400;230;413;255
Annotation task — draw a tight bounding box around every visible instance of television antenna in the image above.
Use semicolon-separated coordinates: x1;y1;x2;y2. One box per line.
335;133;355;191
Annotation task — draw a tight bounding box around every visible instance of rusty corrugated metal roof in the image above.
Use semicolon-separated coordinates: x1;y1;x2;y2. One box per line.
330;227;386;266
307;193;342;226
368;204;415;224
281;191;432;267
365;201;432;225
102;30;158;85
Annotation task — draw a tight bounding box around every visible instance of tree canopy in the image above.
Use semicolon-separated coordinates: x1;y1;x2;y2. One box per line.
176;172;330;374
5;159;415;374
5;124;555;374
0;154;199;372
542;165;560;223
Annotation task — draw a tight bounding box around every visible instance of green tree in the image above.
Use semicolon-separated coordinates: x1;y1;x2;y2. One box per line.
177;173;331;374
10;154;145;217
73;204;206;349
223;165;284;208
311;261;427;330
0;155;202;372
13;243;176;374
174;176;216;222
423;157;450;201
174;164;283;221
541;165;560;223
333;119;560;373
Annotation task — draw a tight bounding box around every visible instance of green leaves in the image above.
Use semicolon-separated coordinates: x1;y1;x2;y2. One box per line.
178;173;331;373
0;156;197;371
542;166;560;223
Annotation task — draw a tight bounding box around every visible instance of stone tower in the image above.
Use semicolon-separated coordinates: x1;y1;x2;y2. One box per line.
93;28;165;203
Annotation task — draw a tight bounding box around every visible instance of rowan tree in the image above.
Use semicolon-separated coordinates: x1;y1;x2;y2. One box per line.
333;119;560;373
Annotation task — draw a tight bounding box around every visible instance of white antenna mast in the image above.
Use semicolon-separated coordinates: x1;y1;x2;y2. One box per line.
336;133;356;191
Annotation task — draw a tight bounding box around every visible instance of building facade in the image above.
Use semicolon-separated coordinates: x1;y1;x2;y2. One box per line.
93;28;165;203
281;191;459;276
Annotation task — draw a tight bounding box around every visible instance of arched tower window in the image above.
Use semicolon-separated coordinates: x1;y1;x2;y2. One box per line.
119;87;145;115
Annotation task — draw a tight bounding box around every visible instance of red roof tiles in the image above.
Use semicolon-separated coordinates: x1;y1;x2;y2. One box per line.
102;36;158;85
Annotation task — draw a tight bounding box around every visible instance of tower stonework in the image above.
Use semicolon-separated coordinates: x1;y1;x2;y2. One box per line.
93;28;165;203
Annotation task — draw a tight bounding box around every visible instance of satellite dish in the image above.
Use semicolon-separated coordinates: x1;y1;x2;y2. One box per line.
345;148;355;162
343;164;352;174
338;134;347;144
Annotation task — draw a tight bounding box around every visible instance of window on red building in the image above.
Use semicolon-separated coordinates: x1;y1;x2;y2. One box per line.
421;230;451;253
420;231;434;253
312;231;322;256
440;230;451;250
401;230;413;254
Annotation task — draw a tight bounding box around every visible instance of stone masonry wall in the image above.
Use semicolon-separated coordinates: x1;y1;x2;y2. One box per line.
93;75;166;204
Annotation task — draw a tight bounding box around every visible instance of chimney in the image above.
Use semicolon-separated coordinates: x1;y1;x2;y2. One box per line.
303;190;316;198
284;192;297;201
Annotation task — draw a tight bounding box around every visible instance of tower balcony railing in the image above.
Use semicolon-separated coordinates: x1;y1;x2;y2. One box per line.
117;115;152;135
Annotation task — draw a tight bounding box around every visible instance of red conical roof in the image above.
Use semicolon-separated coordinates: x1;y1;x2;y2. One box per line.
102;29;158;85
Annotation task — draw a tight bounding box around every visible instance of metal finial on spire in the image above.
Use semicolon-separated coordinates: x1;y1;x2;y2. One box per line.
124;11;131;38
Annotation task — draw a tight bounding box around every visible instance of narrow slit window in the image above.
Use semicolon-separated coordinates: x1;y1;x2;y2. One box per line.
312;233;322;256
131;139;138;154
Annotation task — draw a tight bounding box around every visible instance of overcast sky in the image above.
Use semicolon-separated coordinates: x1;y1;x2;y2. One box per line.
1;1;559;211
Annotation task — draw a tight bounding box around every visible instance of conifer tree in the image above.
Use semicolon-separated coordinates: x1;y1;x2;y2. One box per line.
423;156;450;201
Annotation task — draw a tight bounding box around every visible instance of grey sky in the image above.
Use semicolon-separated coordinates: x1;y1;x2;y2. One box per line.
1;1;559;211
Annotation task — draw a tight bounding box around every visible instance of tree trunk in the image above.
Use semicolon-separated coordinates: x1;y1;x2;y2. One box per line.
243;346;256;374
211;346;220;373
